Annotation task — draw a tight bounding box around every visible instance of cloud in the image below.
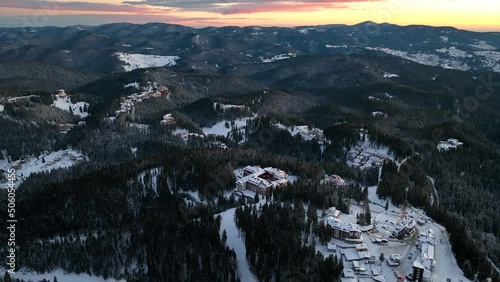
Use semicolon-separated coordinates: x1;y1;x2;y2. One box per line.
0;0;169;14
122;0;381;14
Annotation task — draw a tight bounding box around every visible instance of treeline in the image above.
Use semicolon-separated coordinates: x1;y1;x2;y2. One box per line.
377;157;433;208
0;115;64;161
0;150;250;281
424;143;500;281
235;201;343;282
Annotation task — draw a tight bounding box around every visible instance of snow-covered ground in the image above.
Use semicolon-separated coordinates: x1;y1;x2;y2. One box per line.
437;138;463;151
171;128;204;143
0;268;125;282
261;53;296;63
474;51;500;72
129;123;150;132
123;82;140;89
326;44;347;48
365;47;475;72
347;134;392;169
0;149;86;188
53;96;89;118
470;40;497;51
138;167;161;194
297;27;322;34
202;116;255;139
218;207;257;282
383;72;399;78
114;52;180;72
435;47;472;58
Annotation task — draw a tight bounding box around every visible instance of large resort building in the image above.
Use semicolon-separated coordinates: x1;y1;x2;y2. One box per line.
236;166;288;195
326;216;363;243
391;215;416;238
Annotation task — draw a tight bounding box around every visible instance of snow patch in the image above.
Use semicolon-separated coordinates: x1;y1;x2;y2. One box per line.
261;53;296;63
437;138;463;152
326;44;347;48
124;82;140;89
0;149;86;188
383;71;399;78
53;96;89;118
114;52;180;72
435;47;472;58
474;51;500;72
202;116;255;139
469;41;496;51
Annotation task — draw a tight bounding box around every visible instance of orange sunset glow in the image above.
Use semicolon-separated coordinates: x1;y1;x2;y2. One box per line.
0;0;499;31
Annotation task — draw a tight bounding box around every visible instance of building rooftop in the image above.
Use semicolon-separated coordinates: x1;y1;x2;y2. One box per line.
343;269;356;278
327;217;361;233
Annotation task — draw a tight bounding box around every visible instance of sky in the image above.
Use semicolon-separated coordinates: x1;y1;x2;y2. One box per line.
0;0;499;31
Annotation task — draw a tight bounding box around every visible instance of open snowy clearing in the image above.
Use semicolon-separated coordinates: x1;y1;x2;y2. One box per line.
202;116;255;139
114;52;180;72
0;149;86;188
53;96;89;118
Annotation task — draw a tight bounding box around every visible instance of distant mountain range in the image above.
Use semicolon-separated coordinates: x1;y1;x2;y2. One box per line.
1;22;499;75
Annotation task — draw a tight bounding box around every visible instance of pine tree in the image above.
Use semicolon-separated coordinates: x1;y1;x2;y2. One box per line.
379;252;385;262
3;272;11;282
222;230;227;245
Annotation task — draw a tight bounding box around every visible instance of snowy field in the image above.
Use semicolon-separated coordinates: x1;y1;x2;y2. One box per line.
53;96;89;118
202;116;255;139
114;52;180;72
0;268;125;282
365;47;476;72
0;149;86;188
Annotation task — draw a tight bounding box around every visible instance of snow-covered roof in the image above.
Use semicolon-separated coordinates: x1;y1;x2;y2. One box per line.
237;165;288;190
326;217;361;233
421;242;435;260
355;243;368;250
243;165;262;174
373;275;386;282
343;269;356;278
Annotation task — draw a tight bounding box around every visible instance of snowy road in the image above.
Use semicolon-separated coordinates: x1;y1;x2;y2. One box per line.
218;207;257;282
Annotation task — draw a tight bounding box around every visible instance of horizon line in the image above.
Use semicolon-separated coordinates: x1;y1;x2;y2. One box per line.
1;21;499;33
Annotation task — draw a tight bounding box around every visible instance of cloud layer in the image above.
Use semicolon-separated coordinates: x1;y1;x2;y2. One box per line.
0;0;378;15
123;0;379;14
